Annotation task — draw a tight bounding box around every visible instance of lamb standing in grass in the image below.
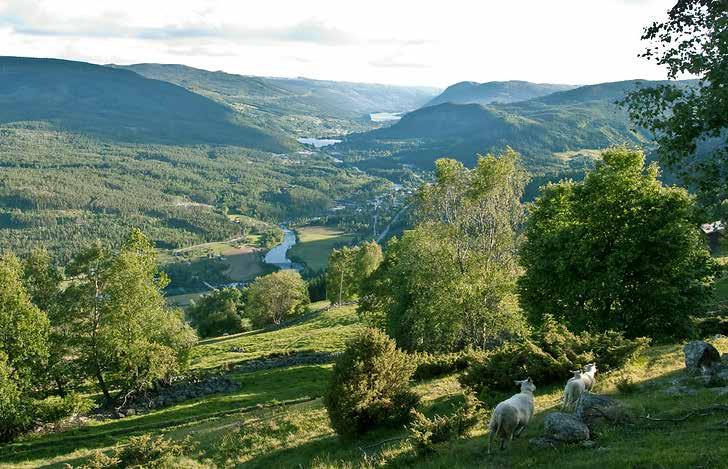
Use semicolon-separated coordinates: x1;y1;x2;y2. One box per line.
562;364;597;411
488;378;536;454
582;363;597;391
562;371;585;411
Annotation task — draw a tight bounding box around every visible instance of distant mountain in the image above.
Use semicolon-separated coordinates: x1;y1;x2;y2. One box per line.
338;80;692;175
110;63;440;135
0;57;293;152
424;80;577;107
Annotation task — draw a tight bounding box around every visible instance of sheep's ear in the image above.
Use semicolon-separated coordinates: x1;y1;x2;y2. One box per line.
514;380;523;385
527;377;533;383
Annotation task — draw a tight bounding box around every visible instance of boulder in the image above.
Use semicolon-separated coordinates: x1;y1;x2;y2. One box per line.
575;393;628;427
683;341;721;374
543;412;590;442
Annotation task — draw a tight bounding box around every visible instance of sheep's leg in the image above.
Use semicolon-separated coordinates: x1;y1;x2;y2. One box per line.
515;424;526;438
488;433;493;455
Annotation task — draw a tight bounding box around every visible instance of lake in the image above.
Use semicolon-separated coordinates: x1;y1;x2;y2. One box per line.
297;137;342;148
370;112;403;122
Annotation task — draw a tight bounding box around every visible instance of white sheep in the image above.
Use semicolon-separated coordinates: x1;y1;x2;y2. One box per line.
562;370;585;411
562;364;598;411
488;378;536;454
582;363;597;391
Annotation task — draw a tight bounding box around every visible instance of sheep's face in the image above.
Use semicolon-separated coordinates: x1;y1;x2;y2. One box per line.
515;378;536;393
585;363;597;374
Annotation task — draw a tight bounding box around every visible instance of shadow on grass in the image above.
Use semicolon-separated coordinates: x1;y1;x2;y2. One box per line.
0;365;332;465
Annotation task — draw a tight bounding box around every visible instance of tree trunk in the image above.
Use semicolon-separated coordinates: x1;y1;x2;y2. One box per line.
95;369;113;407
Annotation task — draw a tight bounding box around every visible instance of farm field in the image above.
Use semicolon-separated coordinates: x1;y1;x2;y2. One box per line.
288;226;355;272
3;300;728;468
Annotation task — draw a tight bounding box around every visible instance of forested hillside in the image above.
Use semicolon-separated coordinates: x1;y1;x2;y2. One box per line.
0;127;382;261
111;63;439;136
425;80;577;107
0;57;293;152
337;80;691;175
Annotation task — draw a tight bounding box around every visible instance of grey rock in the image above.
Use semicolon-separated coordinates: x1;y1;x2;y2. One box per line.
683;341;721;374
544;412;590;442
575;393;628;427
664;385;697;397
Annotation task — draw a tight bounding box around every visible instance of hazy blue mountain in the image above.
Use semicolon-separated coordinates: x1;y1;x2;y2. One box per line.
424;80;577;107
0;56;295;152
338;80;693;174
110;63;440;135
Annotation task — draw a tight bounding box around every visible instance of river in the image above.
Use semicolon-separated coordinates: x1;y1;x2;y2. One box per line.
263;227;302;270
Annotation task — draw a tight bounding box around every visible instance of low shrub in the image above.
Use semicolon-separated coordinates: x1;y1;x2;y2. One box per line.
324;328;419;438
615;375;639;394
79;434;192;469
459;339;568;397
408;393;482;454
695;315;728;338
412;352;470;381
460;316;649;398
32;393;94;424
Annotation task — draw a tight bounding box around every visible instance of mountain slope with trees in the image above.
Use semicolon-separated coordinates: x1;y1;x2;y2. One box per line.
337;80;696;175
0;57;294;152
110;63;440;135
425;80;577;107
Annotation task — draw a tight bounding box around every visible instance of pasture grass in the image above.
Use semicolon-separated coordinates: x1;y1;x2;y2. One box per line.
4;302;728;468
289;226;355;272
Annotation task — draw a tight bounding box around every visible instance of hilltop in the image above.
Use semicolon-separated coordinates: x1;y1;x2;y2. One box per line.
425;80;577;107
0;57;293;152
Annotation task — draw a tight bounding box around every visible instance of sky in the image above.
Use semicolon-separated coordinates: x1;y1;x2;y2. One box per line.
0;0;677;88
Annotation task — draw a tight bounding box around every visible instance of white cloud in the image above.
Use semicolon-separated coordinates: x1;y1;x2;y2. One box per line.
0;0;677;87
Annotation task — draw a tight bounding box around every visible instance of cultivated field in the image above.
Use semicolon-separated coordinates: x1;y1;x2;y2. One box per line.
288;226;355;272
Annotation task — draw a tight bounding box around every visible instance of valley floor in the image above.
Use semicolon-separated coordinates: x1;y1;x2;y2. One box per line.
2;302;728;468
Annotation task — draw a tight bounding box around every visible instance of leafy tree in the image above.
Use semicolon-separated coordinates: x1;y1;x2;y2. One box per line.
0;253;50;441
246;270;309;326
324;328;419;438
623;0;727;210
518;147;719;339
65;229;197;406
0;252;50;388
21;249;76;396
187;288;248;338
326;241;383;304
359;150;528;352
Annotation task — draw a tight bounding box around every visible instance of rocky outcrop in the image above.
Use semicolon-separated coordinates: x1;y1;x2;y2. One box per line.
119;373;240;416
543;412;590;442
683;341;721;374
233;351;338;373
575;393;629;427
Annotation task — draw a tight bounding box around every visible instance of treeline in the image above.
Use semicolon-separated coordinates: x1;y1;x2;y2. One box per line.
0;230;197;442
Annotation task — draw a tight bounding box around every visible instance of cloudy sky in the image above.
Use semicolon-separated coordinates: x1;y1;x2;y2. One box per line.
0;0;677;87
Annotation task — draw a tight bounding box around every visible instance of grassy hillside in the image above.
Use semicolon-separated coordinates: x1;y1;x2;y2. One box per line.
111;64;439;136
337;80;680;175
425;80;577;107
3;300;728;468
0;57;293;152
